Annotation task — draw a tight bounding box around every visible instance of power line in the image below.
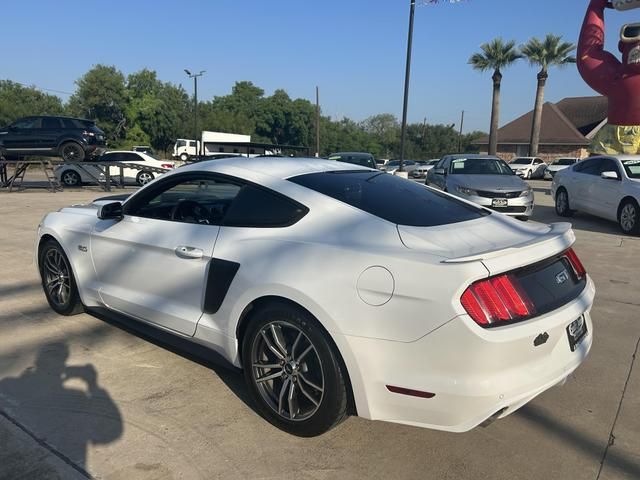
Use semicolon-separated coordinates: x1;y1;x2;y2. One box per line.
2;80;74;96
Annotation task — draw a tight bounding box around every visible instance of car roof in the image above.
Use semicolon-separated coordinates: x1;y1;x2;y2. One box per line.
178;156;370;180
29;115;94;122
593;154;640;160
329;152;373;157
445;154;501;160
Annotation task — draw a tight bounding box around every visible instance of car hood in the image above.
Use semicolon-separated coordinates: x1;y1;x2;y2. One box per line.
398;215;575;274
448;174;527;191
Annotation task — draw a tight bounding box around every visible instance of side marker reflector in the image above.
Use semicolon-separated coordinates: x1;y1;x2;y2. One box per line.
386;385;435;398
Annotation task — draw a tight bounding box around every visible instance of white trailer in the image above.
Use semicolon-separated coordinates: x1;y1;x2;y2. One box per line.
172;131;251;161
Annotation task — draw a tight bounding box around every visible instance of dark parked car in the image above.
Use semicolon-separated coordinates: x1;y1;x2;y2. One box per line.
0;115;106;161
328;152;378;170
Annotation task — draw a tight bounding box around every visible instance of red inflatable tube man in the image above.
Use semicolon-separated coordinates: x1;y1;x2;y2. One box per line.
578;0;640;153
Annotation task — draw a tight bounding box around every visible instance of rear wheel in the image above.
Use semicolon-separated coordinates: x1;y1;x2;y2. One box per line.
555;188;574;217
60;142;85;162
619;199;640;235
136;171;154;186
61;170;81;187
179;153;189;162
38;239;83;315
525;169;532;179
242;302;348;437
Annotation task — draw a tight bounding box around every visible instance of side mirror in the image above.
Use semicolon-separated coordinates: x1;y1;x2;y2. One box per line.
601;171;619;180
97;201;123;220
434;168;446;176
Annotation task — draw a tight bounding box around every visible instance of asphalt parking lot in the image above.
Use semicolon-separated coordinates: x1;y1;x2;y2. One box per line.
0;180;639;480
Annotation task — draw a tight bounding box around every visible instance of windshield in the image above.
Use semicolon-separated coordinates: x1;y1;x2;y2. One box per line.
553;159;576;166
622;159;640;179
511;158;532;165
449;158;514;175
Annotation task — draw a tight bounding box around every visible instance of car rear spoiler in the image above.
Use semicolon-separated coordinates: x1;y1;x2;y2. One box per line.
441;222;575;274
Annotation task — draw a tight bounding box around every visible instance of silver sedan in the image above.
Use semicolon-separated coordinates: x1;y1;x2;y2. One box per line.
426;154;534;220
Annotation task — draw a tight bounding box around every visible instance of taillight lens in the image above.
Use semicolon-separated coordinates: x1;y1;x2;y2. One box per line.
461;274;535;327
161;163;174;169
565;248;586;280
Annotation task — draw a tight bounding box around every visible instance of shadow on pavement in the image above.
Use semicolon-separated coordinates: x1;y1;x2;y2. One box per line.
519;404;640;478
533;205;625;237
0;341;123;475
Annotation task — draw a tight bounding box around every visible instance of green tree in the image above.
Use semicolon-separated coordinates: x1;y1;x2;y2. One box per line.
67;65;127;142
0;81;64;126
469;38;522;155
361;114;399;157
521;34;576;156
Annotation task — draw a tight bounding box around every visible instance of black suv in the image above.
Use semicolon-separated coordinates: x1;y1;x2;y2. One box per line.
0;115;106;161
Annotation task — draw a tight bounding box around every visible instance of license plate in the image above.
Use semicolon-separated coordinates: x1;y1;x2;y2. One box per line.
492;198;508;207
567;316;587;352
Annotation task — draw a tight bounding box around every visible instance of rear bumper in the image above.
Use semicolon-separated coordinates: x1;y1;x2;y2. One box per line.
340;276;595;432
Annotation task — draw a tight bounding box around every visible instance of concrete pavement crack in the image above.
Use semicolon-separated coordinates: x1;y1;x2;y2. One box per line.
0;408;93;479
596;334;640;480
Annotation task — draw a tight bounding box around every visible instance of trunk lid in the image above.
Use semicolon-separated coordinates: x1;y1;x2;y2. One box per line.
397;214;575;275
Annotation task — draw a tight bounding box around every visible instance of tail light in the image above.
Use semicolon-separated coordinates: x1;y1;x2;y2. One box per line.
461;274;535;327
161;163;174;169
565;248;586;280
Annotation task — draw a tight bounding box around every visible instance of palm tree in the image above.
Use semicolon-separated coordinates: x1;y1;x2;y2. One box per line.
521;34;576;156
469;38;522;155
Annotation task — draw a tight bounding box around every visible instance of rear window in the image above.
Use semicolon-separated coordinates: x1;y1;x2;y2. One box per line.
61;118;93;129
223;184;309;227
289;171;487;227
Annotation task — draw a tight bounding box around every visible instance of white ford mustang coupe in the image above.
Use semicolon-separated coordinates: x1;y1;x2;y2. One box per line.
36;157;595;436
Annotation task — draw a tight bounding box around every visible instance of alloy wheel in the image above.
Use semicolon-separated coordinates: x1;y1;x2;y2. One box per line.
42;247;71;307
620;203;637;232
62;171;79;186
62;143;82;161
138;172;153;185
251;321;325;422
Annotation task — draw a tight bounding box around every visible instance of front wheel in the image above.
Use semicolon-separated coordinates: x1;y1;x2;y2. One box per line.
179;153;189;162
619;200;640;235
136;171;154;186
38;239;84;315
525;169;532;180
242;302;348;437
555;188;574;217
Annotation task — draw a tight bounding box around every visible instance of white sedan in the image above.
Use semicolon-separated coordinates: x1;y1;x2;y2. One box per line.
37;157;594;436
55;150;174;187
508;157;547;179
552;155;640;234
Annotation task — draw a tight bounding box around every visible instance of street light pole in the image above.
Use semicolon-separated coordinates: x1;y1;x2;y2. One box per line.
399;0;416;173
184;69;205;156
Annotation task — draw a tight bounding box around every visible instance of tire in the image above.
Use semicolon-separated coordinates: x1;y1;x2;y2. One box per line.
136;171;154;186
525;169;532;180
38;239;84;316
179;153;189;162
61;170;81;187
59;142;85;162
242;302;348;437
555;188;574;217
619;199;640;235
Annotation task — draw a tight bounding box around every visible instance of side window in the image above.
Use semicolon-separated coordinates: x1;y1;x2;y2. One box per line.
599;159;620;176
127;177;242;225
534;158;544;165
435;157;447;169
12;118;39;129
177;140;186;148
574;158;602;175
123;153;142;162
100;153;116;162
188;141;197;148
223;185;308;228
42;117;62;129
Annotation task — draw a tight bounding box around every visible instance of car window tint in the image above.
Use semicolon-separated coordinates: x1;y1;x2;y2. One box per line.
122;153;142;162
188;141;197;147
574;158;603;175
100;153;117;162
223;185;309;227
289;171;487;227
42;117;62;129
12;118;39;129
599;159;619;175
128;177;242;225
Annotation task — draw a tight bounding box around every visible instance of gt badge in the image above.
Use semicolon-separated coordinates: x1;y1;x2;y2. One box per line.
78;245;88;252
555;270;569;285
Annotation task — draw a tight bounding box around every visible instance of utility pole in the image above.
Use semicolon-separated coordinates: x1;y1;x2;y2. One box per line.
421;116;428;148
399;0;416;174
458;110;465;152
316;86;320;157
184;69;205;155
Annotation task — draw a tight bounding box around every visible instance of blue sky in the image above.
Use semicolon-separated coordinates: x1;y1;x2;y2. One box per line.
2;0;632;132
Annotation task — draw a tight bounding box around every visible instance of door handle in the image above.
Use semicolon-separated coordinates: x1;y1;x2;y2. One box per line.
175;245;204;259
